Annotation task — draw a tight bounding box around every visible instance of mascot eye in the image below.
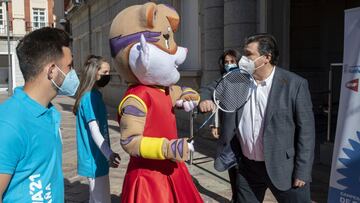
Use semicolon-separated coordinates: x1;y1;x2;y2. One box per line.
167;26;172;33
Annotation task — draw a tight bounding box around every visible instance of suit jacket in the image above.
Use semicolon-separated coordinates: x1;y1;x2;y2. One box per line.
199;67;315;191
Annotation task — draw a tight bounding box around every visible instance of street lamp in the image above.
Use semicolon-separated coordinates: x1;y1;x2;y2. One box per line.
0;0;11;96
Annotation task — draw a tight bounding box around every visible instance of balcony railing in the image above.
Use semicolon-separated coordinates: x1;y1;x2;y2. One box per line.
0;20;54;36
26;21;54;31
0;20;12;35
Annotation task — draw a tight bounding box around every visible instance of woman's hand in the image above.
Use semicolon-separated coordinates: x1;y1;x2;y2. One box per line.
109;152;121;168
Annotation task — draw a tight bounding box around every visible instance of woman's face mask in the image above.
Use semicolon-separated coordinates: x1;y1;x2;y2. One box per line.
224;63;238;72
238;55;265;74
96;74;111;87
51;65;80;96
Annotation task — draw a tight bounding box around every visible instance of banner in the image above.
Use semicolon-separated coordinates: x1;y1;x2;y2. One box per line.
328;7;360;203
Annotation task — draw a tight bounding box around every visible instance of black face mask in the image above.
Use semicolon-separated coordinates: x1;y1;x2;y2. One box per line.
96;75;111;87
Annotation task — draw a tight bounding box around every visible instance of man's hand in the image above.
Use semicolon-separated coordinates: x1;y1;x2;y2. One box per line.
199;100;216;113
109;152;121;168
293;178;306;188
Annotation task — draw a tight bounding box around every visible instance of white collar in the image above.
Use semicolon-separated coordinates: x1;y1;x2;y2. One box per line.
257;66;276;86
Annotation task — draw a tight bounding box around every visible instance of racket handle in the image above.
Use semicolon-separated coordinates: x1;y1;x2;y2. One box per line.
187;136;194;143
214;109;219;128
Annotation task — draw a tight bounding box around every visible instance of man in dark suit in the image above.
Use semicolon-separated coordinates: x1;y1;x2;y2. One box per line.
199;33;315;203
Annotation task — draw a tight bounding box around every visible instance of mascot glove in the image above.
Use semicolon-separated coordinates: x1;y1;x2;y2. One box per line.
188;140;195;152
176;100;198;112
165;138;191;162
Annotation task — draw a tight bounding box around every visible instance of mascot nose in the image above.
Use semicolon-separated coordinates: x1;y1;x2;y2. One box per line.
163;34;170;40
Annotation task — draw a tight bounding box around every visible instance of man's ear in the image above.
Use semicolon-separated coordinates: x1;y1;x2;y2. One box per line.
265;54;272;64
141;2;157;28
47;64;56;80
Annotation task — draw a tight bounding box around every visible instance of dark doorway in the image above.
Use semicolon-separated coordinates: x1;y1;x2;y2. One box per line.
0;54;10;89
290;0;360;142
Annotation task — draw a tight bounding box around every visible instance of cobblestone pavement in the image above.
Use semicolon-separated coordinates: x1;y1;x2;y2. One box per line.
0;92;330;203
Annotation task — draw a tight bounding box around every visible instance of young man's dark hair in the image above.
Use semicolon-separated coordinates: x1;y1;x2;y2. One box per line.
218;49;241;75
244;33;279;65
16;27;71;82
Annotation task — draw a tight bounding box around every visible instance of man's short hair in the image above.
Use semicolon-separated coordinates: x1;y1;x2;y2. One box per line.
16;27;71;82
244;33;279;66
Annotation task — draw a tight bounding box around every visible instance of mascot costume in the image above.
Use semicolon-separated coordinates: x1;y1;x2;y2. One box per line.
109;2;203;203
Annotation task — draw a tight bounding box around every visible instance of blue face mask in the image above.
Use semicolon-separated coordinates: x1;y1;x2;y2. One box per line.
224;63;238;72
51;65;80;96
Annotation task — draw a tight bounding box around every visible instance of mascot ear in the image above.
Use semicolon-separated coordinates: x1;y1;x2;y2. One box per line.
166;16;179;32
141;2;157;28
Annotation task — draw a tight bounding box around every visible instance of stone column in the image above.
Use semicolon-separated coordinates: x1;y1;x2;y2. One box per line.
200;0;224;86
53;0;64;28
224;0;257;51
180;0;200;70
266;0;290;68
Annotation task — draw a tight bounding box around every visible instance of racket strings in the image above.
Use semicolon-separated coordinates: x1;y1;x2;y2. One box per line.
188;71;253;143
214;71;253;112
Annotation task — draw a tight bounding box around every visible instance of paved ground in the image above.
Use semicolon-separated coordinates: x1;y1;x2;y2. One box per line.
0;92;331;203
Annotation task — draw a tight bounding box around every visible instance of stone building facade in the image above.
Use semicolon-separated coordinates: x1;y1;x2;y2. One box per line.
65;0;360;136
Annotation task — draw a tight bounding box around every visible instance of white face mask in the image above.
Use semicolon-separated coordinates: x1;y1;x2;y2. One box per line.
238;55;265;74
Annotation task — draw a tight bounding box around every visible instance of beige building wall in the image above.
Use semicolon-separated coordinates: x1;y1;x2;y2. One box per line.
30;0;48;10
11;0;26;36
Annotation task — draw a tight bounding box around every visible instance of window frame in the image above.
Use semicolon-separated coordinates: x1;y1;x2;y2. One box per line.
32;8;47;30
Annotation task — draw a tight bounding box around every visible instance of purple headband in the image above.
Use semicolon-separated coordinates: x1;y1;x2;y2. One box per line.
109;30;161;57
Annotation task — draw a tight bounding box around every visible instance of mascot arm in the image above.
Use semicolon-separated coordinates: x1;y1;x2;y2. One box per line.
119;96;190;161
170;85;200;105
170;85;200;112
118;96;145;157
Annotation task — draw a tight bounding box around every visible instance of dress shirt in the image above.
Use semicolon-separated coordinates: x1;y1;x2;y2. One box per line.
237;67;276;161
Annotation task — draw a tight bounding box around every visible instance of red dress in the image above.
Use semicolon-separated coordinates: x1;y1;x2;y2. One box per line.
119;85;203;203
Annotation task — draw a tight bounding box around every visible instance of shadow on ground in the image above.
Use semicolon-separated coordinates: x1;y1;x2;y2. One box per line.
192;176;231;203
64;179;121;203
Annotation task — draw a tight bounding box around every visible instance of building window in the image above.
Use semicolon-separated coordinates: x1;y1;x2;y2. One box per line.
32;8;46;30
0;7;3;27
0;7;5;34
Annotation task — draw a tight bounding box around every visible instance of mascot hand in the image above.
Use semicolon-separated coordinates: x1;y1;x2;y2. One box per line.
180;90;200;102
177;89;200;112
165;138;190;162
188;140;194;152
175;100;198;112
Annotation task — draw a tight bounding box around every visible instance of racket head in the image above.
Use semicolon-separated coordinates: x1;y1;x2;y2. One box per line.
213;69;253;112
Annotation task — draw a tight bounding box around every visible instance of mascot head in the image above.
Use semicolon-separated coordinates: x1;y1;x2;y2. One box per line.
109;2;187;86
